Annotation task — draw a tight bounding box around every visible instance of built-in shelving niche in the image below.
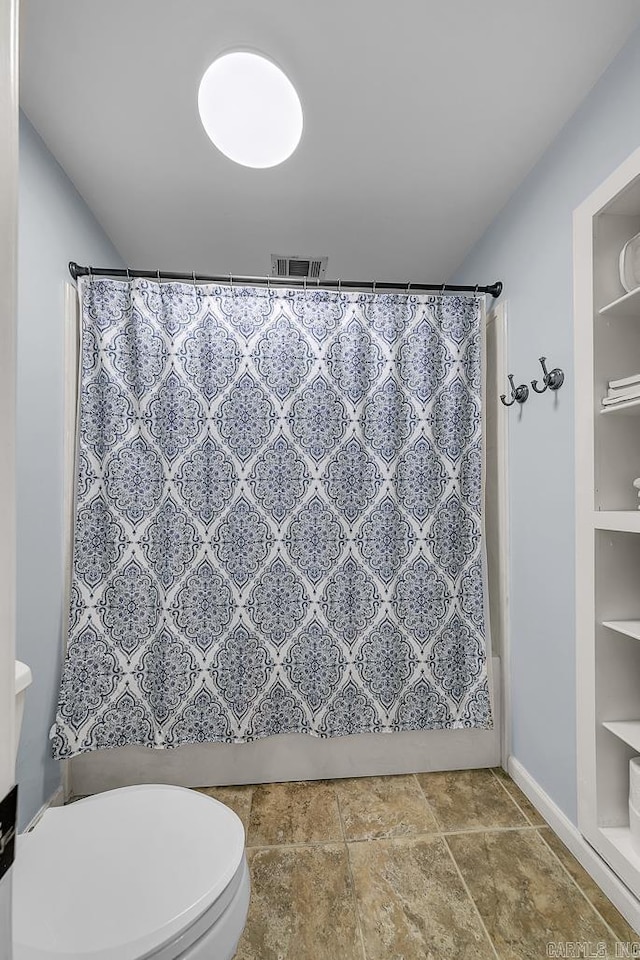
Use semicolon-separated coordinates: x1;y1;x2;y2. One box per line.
596;533;640;833
594;213;640;512
576;144;640;905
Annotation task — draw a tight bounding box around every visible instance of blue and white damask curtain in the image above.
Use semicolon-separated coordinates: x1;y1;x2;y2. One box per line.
52;278;491;758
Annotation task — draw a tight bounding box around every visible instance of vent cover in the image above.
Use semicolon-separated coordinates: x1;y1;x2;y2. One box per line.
271;255;328;280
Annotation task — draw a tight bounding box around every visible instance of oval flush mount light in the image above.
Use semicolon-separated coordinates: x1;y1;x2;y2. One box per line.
198;51;303;168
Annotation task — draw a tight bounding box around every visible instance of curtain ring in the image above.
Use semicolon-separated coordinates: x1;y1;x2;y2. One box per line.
406;282;411;295
303;277;307;292
474;284;479;295
337;278;342;294
192;270;197;286
372;281;377;295
229;272;233;289
88;266;93;278
441;283;446;295
267;275;271;290
156;269;161;283
126;267;131;282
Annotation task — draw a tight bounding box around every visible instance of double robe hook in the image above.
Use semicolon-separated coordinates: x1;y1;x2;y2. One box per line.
500;356;565;406
531;356;564;394
500;375;529;407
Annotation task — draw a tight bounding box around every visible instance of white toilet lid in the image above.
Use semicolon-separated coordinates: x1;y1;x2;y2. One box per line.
12;784;246;960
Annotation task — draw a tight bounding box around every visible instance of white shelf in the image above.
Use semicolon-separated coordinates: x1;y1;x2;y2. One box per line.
600;396;640;415
603;721;640;752
593;511;640;532
603;621;640;641
600;827;640;868
599;286;640;319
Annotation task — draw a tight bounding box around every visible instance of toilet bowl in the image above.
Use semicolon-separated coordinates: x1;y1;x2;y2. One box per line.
12;783;250;960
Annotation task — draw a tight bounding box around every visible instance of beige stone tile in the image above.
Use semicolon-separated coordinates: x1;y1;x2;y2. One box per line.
539;827;639;944
447;828;618;958
416;768;528;831
348;835;495;960
335;774;438;840
235;844;364;960
247;780;342;846
194;784;254;832
491;766;546;826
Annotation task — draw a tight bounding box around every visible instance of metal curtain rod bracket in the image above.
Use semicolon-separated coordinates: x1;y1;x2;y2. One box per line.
68;262;503;299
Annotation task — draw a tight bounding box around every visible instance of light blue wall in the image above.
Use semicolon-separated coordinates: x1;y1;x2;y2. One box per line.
454;27;640;821
17;114;123;829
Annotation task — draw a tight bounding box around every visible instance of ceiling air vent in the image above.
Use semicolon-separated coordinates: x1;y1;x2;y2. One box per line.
271;254;328;280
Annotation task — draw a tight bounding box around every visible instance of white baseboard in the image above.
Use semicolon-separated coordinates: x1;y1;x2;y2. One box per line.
509;756;640;935
23;785;64;834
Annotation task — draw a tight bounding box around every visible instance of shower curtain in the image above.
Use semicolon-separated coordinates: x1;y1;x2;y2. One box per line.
52;278;491;758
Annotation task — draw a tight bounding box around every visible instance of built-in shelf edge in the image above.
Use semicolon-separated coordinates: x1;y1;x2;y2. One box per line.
599;285;640;319
600;396;640;415
602;621;640;641
593;512;640;532
602;720;640;752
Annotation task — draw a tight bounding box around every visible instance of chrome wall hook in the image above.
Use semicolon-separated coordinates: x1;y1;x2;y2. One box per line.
500;374;529;407
531;356;564;394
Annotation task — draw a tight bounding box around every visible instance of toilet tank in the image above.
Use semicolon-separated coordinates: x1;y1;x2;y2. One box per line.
15;660;32;761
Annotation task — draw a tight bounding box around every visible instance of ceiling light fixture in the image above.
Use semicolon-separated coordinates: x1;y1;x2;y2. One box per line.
198;51;303;169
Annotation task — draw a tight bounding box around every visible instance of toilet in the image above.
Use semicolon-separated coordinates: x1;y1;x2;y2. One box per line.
12;663;250;960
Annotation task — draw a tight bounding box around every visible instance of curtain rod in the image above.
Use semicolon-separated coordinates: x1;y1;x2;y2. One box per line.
68;262;502;300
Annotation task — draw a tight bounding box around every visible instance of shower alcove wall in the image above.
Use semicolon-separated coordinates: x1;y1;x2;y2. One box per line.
63;288;506;796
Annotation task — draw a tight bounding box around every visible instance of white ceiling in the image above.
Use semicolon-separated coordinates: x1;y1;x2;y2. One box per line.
19;0;640;282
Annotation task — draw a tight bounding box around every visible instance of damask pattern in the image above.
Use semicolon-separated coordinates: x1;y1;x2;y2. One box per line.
211;624;273;720
322;555;380;643
327;319;384;402
166;685;231;745
427;493;479;579
177;314;240;401
255;314;313;399
363;377;416;463
358;496;415;583
74;496;126;589
283;619;346;712
98;559;160;656
140;497;200;588
174;437;236;526
105;313;167;399
171;558;233;653
395;436;447;522
104;436;164;524
213;496;273;587
325;437;382;522
285;496;344;584
399;318;453;402
247;557;309;647
355;619;416;710
145;370;202;463
247;680;308;739
217;372;275;463
134;628;198;723
289;375;347;462
53;280;491;757
249;435;310;522
428;614;483;707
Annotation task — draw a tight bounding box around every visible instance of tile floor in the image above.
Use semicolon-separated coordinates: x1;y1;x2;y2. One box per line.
195;768;639;960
